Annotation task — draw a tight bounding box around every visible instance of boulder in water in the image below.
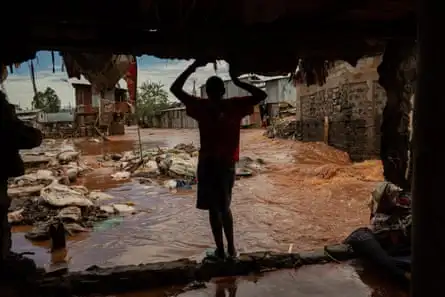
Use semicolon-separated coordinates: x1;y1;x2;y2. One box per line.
112;204;136;214
57;206;82;222
111;171;131;180
41;183;93;207
88;191;114;201
57;151;80;163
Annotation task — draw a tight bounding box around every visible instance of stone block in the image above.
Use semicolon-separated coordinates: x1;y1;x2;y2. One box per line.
324;244;355;261
299;249;329;265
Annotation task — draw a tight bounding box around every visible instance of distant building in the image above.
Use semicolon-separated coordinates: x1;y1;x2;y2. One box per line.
15;109;43;128
70;77;129;136
199;74;297;126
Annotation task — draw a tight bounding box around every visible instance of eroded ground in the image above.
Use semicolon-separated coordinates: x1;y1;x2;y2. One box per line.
10;127;402;297
13;127;382;268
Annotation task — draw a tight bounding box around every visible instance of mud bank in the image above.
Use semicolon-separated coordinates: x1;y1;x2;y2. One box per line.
37;244;354;296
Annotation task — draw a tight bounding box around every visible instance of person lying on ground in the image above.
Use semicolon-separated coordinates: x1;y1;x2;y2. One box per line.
170;59;267;260
344;181;411;285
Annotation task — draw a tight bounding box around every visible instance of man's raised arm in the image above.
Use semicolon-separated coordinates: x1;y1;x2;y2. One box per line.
230;66;267;105
170;59;207;104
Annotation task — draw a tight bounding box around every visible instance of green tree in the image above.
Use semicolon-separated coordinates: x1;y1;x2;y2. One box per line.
137;81;169;120
32;87;61;113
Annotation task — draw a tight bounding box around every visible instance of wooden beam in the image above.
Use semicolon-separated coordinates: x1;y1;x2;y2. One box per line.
411;0;445;295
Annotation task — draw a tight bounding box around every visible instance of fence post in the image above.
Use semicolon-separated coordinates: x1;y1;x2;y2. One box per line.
324;116;329;144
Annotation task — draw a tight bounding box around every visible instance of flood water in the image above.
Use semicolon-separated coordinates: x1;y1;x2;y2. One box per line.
11;127;405;296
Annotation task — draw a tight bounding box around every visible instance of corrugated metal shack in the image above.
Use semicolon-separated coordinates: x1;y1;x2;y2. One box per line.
158;106;198;129
199;74;263;127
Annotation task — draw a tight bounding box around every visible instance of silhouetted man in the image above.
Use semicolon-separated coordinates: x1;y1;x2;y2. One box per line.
170;60;267;259
0;90;42;273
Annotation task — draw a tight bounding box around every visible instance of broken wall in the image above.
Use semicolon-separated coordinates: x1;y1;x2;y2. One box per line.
296;56;387;161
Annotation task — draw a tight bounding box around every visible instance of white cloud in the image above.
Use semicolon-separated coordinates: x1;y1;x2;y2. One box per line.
2;60;229;109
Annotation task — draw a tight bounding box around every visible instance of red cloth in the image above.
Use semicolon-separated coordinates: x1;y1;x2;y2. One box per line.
186;97;254;162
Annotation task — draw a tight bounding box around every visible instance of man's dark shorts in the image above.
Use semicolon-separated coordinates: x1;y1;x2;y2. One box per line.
196;157;235;211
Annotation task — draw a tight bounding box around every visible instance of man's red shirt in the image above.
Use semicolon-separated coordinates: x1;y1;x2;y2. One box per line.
186;97;254;162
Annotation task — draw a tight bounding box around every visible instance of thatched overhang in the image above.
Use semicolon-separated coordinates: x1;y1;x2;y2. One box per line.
4;0;415;85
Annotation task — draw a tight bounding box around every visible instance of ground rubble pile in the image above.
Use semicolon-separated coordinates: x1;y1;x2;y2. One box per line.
265;117;302;140
99;143;266;188
7;139;138;241
36;244;355;296
15;139;92;191
8;180;137;241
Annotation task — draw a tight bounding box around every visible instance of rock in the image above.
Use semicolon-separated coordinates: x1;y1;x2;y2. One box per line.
25;223;50;241
66;168;79;182
111;153;122;161
64;222;91;234
99;205;115;214
8;209;24;224
299;249;329;264
7;184;45;198
70;185;89;195
112;204;136;214
41;183;94;207
235;168;253;177
57;206;82;222
88;191;114;201
58;151;80;163
36;170;54;180
164;179;177;189
111;171;131;181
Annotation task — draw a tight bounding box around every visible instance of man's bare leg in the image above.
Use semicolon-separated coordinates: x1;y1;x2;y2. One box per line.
222;208;235;257
209;209;225;258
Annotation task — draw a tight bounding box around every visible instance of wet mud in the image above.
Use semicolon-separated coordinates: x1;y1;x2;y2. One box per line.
111;264;408;297
10;127;406;296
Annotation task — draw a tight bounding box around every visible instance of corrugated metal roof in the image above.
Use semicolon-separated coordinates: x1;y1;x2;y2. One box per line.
18;115;37;121
42;112;75;123
69;75;128;90
160;107;186;112
16;109;42;115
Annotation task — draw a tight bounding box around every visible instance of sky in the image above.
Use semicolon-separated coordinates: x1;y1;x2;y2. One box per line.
2;51;230;109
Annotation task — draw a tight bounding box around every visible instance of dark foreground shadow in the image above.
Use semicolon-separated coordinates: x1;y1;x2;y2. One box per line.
353;261;409;297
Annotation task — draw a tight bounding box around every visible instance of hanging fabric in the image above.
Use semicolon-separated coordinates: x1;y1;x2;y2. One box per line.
124;56;137;109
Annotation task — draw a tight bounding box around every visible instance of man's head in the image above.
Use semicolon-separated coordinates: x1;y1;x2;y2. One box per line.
205;76;225;100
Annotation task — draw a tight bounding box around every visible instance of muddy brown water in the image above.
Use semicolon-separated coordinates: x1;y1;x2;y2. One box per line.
11;127;406;296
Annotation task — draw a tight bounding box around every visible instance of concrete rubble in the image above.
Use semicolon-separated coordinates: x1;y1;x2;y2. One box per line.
36;244;355;296
265;117;301;140
101;143;266;189
7;139;137;241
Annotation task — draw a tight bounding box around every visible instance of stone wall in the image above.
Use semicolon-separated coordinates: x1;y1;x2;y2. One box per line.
296;56;387;161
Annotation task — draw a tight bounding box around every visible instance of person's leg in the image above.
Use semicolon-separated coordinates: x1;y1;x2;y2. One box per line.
221;162;236;257
197;158;225;259
344;227;410;285
209;208;225;258
221;208;235;257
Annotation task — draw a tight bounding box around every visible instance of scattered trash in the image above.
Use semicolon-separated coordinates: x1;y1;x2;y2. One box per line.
111;171;131;181
94;217;124;231
102;142;263;182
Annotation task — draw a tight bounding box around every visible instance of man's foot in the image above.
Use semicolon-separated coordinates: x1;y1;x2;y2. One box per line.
227;246;236;259
204;248;226;262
